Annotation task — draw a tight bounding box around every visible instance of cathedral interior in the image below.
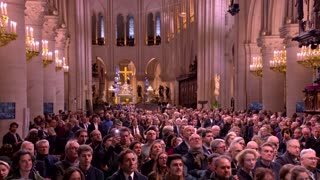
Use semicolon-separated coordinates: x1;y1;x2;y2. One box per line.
0;0;320;139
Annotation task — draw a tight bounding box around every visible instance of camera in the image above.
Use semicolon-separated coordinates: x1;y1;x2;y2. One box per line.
228;3;240;16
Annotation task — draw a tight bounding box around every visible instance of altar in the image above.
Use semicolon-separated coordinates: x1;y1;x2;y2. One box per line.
117;83;134;104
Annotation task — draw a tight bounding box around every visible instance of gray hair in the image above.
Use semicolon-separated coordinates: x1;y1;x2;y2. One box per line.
35;139;49;148
65;140;79;152
286;139;299;147
300;148;316;159
211;139;225;152
162;126;174;136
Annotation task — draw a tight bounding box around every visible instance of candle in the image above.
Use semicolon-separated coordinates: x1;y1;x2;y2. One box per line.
35;41;39;51
4;3;7;16
1;2;3;15
30;27;33;38
12;22;16;34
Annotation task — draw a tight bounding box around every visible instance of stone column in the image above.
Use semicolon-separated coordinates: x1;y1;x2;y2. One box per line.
25;0;46;119
245;43;262;105
0;0;27;143
280;24;313;116
197;0;226;109
55;27;67;113
258;36;285;112
43;14;59;114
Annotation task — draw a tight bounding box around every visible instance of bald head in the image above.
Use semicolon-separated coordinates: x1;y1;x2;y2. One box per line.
246;141;259;151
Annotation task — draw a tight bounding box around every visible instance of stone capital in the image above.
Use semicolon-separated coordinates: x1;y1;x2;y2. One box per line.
279;24;299;48
42;15;59;40
55;27;67;50
25;0;47;26
257;35;284;53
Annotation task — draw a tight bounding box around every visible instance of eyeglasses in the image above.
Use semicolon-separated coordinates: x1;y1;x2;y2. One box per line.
159;156;167;160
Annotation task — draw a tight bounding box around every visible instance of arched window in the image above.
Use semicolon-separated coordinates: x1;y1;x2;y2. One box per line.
126;15;135;46
98;12;105;45
91;13;97;45
116;14;125;46
147;13;154;45
155;12;161;45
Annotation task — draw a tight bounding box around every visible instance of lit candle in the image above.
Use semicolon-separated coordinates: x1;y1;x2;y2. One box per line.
55;50;59;60
30;27;33;38
35;41;39;51
4;2;7;16
12;21;16;34
1;2;3;16
48;51;52;60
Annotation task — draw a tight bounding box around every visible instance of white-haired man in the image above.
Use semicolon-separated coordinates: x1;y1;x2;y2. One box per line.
300;148;320;180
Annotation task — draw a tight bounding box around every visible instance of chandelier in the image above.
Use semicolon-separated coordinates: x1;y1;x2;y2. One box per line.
0;2;17;47
42;40;52;66
25;26;39;60
269;46;286;74
249;56;263;77
63;57;69;73
296;45;320;69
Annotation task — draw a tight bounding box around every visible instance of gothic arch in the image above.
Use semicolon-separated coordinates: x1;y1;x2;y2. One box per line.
247;0;262;42
145;58;160;80
269;0;286;35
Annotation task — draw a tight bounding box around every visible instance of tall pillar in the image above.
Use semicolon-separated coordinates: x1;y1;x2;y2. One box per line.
245;43;262;106
43;14;59;114
25;0;46;119
197;0;226;108
258;36;285;112
280;24;313;116
0;0;27;143
55;27;67;113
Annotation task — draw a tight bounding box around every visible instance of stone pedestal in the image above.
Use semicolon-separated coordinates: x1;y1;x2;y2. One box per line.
258;36;285;112
0;0;27;143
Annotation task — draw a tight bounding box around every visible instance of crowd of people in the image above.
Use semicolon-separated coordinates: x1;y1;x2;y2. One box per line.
0;105;319;180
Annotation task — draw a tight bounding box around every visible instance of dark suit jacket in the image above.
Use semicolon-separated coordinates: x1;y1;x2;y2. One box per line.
80;165;104;180
52;160;75;180
306;136;320;157
129;125;145;139
2;132;22;151
87;123;103;136
173;141;189;155
275;152;299;166
255;158;281;180
107;169;147;180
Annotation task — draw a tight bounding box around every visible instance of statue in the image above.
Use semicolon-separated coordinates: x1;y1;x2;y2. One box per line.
137;85;142;97
296;0;306;32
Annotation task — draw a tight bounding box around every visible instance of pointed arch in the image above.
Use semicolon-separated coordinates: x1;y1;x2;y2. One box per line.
116;14;125;46
126;14;135;46
155;12;161;45
147;13;154;45
98;12;105;45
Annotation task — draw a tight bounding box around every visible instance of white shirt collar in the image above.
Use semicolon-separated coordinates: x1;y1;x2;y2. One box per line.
124;172;134;180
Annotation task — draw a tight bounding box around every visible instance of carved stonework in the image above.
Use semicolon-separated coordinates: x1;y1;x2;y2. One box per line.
43;15;59;40
25;1;47;26
257;36;284;53
280;24;299;48
55;27;67;50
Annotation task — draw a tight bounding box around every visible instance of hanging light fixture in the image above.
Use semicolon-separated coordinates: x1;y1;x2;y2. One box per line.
0;2;17;47
25;26;40;60
249;56;263;77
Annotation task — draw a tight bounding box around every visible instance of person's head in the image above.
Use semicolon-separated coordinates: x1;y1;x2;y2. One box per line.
36;139;49;155
254;167;275;180
182;125;195;141
214;155;232;179
20;141;34;155
9;122;18;133
211;139;226;155
149;141;163;158
0;161;10;180
301;127;311;139
62;167;85;180
300;148;317;171
236;149;259;171
281;128;292;140
145;128;157;142
225;132;236;147
259;142;275;162
11;150;35;173
154;152;168;172
189;133;203;151
266;136;279;151
207;153;221;171
119;127;131;145
90;130;102;143
279;164;294;180
286;139;300;158
166;154;184;177
75;129;88;145
231;137;245;148
65;140;80;160
202;129;213;146
129;141;142;157
312;125;320;139
77;145;93;168
211;125;221;137
118;149;138;174
228;142;243;160
293;127;302;139
290;166;309;180
246;141;259;151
